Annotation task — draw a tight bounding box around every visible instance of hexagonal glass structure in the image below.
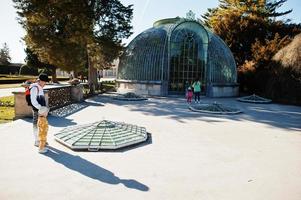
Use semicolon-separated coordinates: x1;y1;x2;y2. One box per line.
117;17;238;97
54;120;148;151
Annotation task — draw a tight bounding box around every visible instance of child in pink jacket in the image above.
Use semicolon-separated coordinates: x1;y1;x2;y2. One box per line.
186;87;193;103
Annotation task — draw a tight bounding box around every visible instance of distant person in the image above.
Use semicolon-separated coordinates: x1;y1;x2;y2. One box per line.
192;78;201;103
186;87;193;104
79;74;84;83
29;73;49;149
184;81;190;97
69;73;73;80
97;71;101;82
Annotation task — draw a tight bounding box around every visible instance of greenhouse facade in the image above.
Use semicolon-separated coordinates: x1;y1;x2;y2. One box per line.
117;17;239;97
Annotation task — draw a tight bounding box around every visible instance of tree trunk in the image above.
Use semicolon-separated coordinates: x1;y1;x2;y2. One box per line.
73;69;78;78
87;54;98;94
51;67;58;83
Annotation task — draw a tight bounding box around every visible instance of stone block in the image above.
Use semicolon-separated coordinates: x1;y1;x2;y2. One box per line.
71;85;83;102
13;91;49;119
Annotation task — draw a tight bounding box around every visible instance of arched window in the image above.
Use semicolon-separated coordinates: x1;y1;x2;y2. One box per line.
169;22;208;94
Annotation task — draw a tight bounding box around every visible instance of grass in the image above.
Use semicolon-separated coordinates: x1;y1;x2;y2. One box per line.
0;74;68;79
0;96;15;123
0;96;14;106
0;76;35;80
0;107;15;123
102;82;116;92
0;83;22;89
0;74;70;89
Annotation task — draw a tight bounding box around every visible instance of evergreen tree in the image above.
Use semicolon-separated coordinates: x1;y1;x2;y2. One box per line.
202;0;294;66
201;0;301;96
0;43;11;65
25;48;58;82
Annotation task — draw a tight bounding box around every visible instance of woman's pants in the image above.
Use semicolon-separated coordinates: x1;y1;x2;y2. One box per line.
194;92;200;102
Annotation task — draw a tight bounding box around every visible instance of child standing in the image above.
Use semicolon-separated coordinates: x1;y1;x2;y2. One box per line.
37;106;49;154
30;73;49;147
186;87;193;103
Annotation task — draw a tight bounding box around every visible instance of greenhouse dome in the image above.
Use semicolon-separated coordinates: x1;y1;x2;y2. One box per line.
117;17;238;97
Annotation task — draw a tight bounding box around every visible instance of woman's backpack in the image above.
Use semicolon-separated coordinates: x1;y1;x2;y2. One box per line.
25;86;39;106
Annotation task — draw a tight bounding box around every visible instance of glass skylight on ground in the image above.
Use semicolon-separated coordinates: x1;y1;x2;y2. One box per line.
54;120;148;151
189;102;242;114
237;94;272;104
112;92;148;101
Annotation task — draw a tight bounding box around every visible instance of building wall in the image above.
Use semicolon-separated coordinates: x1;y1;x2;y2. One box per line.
101;67;117;78
117;80;162;96
206;83;239;97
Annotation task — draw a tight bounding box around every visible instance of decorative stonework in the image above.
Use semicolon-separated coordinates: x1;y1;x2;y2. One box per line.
47;87;72;109
186;10;196;20
49;103;86;117
13;85;84;119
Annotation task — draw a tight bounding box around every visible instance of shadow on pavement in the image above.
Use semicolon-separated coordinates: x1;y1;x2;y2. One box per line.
97;95;301;130
44;146;149;192
47;115;77;127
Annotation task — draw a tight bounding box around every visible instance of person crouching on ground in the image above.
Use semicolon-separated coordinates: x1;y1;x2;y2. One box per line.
186;87;193;103
30;73;49;148
37;106;49;153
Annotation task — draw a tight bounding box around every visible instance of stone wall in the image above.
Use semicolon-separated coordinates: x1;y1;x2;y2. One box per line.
13;85;83;119
206;83;239;97
13;91;49;119
117;80;162;96
117;80;239;97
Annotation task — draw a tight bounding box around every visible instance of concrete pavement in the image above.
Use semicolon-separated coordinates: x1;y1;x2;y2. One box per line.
0;96;300;200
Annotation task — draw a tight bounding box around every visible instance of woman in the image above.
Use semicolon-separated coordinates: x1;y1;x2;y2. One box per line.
192;78;201;103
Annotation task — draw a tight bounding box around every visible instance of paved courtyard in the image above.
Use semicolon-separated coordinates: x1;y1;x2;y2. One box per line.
0;95;300;200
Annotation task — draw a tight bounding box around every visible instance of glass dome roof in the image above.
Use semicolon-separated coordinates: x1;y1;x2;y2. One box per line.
118;17;237;94
118;25;169;81
206;30;237;84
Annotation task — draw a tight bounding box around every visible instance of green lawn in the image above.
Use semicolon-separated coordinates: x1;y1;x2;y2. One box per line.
0;96;15;123
0;107;14;123
0;75;36;80
0;83;22;89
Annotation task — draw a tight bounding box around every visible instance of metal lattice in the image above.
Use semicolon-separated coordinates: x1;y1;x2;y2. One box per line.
189;102;242;114
237;94;272;104
113;92;148;101
54;120;148;151
117;18;237;95
47;87;72;109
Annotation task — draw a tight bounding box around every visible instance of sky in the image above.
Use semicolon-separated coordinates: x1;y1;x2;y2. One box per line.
0;0;300;63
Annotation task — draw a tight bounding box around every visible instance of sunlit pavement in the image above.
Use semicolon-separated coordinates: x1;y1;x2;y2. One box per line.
0;95;300;200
